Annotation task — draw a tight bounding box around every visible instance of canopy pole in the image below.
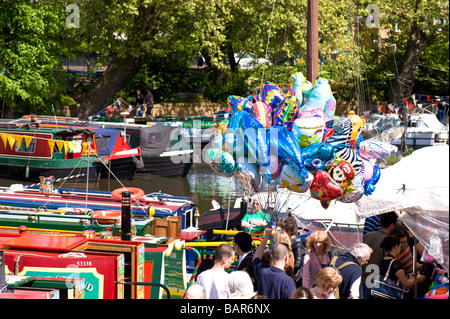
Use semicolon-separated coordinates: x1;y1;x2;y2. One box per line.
413;237;418;299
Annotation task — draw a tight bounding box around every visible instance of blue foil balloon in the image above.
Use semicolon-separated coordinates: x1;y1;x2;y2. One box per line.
301;142;336;172
239;112;270;167
267;125;304;172
227;111;246;133
364;165;381;195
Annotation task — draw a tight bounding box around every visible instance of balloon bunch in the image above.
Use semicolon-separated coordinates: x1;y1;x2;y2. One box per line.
206;73;395;209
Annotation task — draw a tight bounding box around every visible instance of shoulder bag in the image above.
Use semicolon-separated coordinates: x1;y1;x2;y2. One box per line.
370;259;409;299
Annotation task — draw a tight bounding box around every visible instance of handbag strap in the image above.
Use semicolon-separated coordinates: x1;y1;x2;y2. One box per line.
383;258;395;281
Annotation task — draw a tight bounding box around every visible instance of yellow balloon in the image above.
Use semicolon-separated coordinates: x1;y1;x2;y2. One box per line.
347;111;366;148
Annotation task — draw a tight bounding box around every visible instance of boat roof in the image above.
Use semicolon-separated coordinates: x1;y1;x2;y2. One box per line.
93;128;129;156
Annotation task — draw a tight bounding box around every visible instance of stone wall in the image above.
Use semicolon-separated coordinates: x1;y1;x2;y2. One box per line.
152;102;227;118
59;101;387;118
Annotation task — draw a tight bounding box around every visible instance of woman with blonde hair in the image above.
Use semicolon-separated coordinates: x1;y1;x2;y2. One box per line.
311;267;343;299
302;230;332;289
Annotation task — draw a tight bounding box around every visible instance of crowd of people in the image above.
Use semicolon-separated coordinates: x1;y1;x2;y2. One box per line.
184;213;446;300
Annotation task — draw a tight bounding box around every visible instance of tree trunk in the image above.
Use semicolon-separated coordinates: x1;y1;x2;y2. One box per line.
77;2;170;117
388;26;428;103
76;56;139;117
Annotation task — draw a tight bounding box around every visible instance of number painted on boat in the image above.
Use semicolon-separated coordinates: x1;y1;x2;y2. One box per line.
77;261;93;266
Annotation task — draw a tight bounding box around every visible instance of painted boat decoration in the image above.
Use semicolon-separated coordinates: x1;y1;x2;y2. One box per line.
0;184;197;232
0;231;189;299
0;122;103;183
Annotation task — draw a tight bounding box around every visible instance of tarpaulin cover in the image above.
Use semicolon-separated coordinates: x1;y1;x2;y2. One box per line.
138;125;183;155
356;145;449;271
94;128;126;156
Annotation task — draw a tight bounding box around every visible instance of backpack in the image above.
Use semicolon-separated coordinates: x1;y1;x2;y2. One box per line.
329;256;359;299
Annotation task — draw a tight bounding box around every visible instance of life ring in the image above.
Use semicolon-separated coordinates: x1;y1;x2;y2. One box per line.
91;210;122;225
111;187;145;200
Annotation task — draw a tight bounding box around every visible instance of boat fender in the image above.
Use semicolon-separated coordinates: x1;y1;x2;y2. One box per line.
111;187;145;199
149;206;155;218
133;156;145;169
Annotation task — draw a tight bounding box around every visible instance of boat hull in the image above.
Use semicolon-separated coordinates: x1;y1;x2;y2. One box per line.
0;160;101;183
137;151;193;177
100;156;137;180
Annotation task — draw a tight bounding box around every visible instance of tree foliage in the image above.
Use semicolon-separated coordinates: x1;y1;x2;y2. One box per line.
0;0;448;117
0;0;74;115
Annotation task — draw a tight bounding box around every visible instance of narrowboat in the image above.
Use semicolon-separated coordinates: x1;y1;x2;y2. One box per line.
0;230;190;299
93;128;142;180
0;184;197;232
14;116;194;177
0;122;103;183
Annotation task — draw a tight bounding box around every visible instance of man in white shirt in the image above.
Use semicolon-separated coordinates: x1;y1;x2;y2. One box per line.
197;244;235;299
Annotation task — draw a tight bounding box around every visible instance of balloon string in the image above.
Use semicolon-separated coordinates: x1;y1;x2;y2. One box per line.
259;0;276;101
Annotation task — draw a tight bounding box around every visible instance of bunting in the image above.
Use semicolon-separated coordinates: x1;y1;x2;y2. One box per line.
0;132;77;154
366;93;450;116
91;97;134;118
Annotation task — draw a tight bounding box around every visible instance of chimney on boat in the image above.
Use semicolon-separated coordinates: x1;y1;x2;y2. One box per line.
121;191;132;241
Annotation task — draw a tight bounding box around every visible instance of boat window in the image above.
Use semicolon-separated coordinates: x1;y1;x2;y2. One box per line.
14;138;36;153
96;136;111;151
146;132;164;144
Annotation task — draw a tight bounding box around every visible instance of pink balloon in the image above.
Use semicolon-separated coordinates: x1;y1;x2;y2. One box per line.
362;159;374;183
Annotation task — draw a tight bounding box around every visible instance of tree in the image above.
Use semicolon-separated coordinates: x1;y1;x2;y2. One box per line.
374;0;448;103
0;0;72;117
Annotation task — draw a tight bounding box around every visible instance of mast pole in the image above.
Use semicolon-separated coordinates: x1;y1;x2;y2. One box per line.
307;0;319;82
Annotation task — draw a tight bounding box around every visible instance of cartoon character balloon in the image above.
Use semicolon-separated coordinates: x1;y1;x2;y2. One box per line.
327;159;356;197
292;116;325;148
310;170;342;201
291;72;311;106
205;148;236;178
279;164;313;193
347;111;366;149
325;117;364;175
359;139;398;160
301;78;335;120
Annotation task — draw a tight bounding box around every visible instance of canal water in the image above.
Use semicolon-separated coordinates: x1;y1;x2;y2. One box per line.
0;163;244;215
